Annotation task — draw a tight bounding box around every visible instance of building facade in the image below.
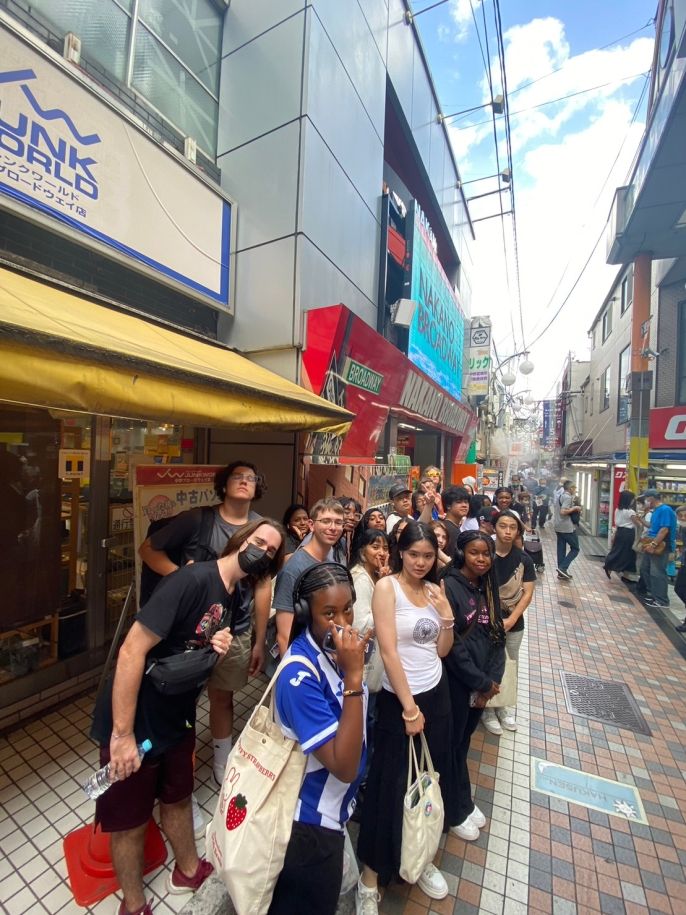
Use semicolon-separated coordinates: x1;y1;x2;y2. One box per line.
0;1;476;725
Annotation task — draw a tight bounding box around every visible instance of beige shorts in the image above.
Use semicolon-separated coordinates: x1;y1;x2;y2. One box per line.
208;629;252;692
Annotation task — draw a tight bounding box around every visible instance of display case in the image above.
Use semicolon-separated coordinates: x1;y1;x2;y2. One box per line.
597;474;610;538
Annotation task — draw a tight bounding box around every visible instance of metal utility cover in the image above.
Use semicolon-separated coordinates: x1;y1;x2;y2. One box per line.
559;672;652;736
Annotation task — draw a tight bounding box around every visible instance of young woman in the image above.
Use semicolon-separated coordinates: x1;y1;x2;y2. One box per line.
282;503;310;558
603;490;644;580
350;530;392;634
441;531;505;841
461;495;486;532
429;520;452;570
339;497;363;562
350;507;387;560
356;522;457;912
271;563;371;915
494;486;529;527
412;489;429;520
481;511;535;737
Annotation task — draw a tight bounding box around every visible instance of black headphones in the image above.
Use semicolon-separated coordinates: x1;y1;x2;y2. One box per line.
292;562;356;629
454;533;494;569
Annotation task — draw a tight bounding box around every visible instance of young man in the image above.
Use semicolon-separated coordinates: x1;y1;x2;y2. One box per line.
385;483;413;533
531;479;552;530
639;489;677;609
441;486;472;551
553;480;581;580
273;499;346;656
138;460;271;785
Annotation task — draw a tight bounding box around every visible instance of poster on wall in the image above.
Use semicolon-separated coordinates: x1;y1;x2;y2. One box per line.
405;203;466;400
131;465;221;601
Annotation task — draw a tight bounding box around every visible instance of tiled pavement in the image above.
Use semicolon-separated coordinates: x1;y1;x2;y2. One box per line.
1;529;686;915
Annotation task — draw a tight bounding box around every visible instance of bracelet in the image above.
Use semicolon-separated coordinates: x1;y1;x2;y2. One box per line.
342;688;364;697
111;732;133;740
438;616;454;624
401;707;420;722
440;622;454;630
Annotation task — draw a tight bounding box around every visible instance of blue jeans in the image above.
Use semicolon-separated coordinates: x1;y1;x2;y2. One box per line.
639;549;670;604
556;530;579;571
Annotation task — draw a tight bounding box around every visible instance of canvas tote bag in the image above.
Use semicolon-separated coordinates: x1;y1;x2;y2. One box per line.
206;654;319;915
399;733;444;884
486;655;518;709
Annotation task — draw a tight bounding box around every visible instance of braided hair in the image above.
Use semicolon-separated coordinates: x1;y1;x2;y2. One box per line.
289;562;355;645
452;530;505;645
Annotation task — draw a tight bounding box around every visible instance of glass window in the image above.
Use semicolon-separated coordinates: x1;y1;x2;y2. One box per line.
620;270;633;314
600;367;611;412
133;25;218;154
617;346;630;424
28;0;132;82
138;0;222;94
602;306;613;342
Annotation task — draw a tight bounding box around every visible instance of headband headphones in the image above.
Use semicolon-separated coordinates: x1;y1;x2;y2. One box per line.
292;562;356;629
453;533;495;569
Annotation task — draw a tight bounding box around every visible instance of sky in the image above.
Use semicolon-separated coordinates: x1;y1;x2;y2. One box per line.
413;0;656;401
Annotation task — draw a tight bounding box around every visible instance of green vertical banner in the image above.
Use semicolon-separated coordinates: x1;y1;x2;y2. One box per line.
466;440;477;463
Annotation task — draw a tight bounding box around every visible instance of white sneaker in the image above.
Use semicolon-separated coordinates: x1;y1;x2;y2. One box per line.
191;794;206;840
500;712;517;731
482;711;503;736
355;877;380;915
469;804;486;828
417;863;448;900
450;816;480;841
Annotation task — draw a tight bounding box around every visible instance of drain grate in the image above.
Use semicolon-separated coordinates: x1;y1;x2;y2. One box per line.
559;672;652;736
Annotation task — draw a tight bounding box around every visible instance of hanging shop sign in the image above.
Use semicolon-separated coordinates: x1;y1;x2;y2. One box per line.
649;405;686;449
405;202;466;400
465;316;491;397
302;304;477;463
0;27;232;310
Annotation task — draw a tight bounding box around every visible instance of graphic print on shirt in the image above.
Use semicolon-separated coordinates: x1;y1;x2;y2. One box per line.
413;617;440;644
189;601;224;647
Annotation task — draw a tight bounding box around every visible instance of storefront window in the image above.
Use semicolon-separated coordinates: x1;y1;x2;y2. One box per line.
0;407;90;685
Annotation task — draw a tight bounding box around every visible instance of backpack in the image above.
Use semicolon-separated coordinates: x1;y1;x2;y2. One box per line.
140;505;217;606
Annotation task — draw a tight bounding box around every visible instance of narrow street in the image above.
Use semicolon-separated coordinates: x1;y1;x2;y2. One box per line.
2;529;685;915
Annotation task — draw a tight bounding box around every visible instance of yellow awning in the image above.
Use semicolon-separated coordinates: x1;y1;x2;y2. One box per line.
0;267;352;434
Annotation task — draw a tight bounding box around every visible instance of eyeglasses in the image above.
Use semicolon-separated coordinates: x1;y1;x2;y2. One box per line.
229;473;258;483
315;518;345;528
345;510;362;521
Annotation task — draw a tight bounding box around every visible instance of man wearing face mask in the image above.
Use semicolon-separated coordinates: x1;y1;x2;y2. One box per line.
90;519;285;915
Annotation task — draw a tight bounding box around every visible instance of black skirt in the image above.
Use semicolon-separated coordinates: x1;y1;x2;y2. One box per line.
356;669;457;886
604;526;636;574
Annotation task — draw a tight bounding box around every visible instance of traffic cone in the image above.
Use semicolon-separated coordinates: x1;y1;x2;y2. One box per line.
63;819;167;907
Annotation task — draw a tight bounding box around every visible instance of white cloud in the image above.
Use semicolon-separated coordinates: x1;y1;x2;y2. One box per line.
447;16;654;397
449;0;482;42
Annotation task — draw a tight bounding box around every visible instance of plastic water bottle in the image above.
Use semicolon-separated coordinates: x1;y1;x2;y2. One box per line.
83;739;152;800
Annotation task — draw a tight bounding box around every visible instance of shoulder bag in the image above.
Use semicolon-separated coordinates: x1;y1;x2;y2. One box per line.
206;654;319;915
399;733;444;885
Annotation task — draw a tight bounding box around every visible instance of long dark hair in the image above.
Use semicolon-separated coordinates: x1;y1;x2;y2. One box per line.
467;494;486;519
447;530;504;644
350;528;390;570
393;520;439;583
288;562;354;645
351;506;386;555
618;490;636;510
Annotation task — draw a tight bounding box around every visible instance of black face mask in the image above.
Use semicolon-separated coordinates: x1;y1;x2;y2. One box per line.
237;543;272;576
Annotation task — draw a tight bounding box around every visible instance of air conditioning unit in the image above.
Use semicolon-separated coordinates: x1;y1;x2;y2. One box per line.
63;32;81;65
390;298;417;328
183;136;197;164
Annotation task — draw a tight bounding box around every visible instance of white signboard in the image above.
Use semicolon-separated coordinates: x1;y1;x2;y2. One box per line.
0;26;232;310
466;317;492;397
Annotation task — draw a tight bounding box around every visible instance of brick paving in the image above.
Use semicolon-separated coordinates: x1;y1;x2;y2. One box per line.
1;528;686;914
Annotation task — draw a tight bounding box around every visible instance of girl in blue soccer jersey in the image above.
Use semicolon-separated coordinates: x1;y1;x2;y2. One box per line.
269;563;372;915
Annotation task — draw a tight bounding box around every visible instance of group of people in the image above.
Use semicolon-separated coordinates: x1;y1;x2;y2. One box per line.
91;460;544;915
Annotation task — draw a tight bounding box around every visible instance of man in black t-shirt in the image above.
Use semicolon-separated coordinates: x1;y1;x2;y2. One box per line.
442;486;472;553
482;510;536;737
90;562;234;914
138;460;269;784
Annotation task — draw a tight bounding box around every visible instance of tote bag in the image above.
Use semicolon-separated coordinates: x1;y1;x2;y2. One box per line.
399;733;444;885
206;654;319;915
486;657;518;709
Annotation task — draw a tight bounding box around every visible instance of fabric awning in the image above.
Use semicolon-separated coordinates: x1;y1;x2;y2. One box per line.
0;267;352;434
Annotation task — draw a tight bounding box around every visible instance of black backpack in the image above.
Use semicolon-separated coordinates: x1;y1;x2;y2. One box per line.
140;506;217;606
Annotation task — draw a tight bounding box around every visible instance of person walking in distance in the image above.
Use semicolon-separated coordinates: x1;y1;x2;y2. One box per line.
553;481;581;580
639;489;677;609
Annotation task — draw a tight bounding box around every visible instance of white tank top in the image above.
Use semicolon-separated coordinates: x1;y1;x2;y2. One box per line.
381;576;443;695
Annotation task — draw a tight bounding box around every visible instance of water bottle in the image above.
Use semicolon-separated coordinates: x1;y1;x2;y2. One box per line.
83;739;152;800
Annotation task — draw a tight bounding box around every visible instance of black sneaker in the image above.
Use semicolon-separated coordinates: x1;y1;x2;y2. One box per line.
557;568;572;581
676;620;686;633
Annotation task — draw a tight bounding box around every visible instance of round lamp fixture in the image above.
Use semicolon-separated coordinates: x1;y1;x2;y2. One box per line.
519;359;534;376
502;371;517;386
524;392;535;405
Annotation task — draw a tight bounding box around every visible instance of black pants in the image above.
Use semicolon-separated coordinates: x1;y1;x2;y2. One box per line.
268;821;344;915
532;502;548;528
448;678;483;825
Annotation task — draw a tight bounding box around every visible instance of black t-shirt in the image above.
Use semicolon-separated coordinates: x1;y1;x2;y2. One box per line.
149;505;261;635
91;561;239;753
494;548;535;632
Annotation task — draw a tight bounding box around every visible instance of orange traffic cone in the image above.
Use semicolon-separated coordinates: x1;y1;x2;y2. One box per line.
63;819;167;907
